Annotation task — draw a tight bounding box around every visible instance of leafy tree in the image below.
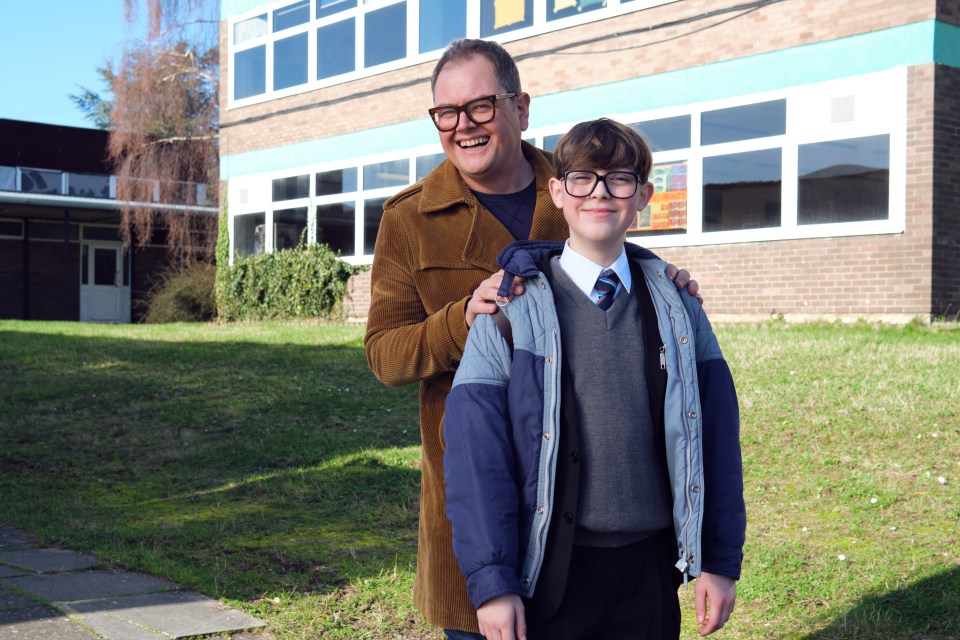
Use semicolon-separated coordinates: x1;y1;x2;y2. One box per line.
69;67;116;131
110;0;220;262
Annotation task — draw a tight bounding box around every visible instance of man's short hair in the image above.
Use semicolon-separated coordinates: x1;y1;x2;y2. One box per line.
552;118;653;183
431;39;522;98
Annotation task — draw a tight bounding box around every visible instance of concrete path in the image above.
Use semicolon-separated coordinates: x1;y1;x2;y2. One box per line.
0;523;271;640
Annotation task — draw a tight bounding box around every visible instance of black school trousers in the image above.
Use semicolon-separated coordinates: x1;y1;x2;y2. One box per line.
527;530;682;640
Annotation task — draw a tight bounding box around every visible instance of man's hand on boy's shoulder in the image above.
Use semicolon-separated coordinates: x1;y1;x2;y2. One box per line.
477;593;527;640
694;572;737;636
665;263;702;305
466;262;702;327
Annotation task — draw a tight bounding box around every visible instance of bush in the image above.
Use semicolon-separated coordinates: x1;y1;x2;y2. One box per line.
217;242;363;321
141;262;217;323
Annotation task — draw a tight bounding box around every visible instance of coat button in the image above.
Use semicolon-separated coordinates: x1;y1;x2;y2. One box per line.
537;506;545;514
688;411;698;420
543;434;551;441
680;336;688;344
691;485;701;493
570;451;579;463
546;356;553;365
563;512;574;524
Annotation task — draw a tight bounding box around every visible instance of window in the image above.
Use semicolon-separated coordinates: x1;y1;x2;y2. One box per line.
317;18;355;80
0;219;23;238
275;32;309;90
0;166;16;191
317;168;357;195
234;213;266;258
235;14;268;43
633;115;691;152
798;135;889;225
28;221;79;241
701;100;786;146
480;0;532;37
274;207;308;249
67;172;111;198
703;149;782;232
419;0;466;54
317;0;355;19
83;226;121;241
274;0;310;31
631;161;688;236
235;46;266;99
364;159;409;189
548;0;606;22
416;153;445;180
316;202;356;255
21;169;61;195
364;197;388;255
365;3;406;68
273;174;310;201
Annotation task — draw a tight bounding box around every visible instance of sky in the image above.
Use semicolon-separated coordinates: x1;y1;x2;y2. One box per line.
0;1;146;130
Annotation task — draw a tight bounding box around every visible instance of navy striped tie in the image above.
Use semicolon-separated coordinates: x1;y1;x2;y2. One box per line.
595;269;619;311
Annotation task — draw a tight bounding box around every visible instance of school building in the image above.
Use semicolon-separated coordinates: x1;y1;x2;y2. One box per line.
219;0;960;323
0;120;217;323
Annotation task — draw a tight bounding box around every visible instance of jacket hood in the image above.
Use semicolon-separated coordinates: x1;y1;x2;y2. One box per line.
495;240;661;298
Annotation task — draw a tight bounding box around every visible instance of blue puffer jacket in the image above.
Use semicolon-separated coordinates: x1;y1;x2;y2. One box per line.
443;241;745;610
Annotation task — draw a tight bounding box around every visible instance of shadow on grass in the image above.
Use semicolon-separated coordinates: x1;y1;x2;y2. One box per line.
0;329;423;601
802;567;960;640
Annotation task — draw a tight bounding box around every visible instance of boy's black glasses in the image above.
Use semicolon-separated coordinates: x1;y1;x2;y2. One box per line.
562;171;641;199
428;93;518;131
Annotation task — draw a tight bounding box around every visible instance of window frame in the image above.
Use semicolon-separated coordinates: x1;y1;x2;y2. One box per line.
226;68;907;264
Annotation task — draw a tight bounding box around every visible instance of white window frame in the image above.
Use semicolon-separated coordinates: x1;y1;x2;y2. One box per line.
227;68;907;265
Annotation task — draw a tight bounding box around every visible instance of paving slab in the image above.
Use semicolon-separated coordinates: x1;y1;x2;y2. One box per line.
61;591;267;639
0;589;39;611
0;563;31;578
3;570;177;603
0;524;36;550
0;548;100;573
0;604;100;640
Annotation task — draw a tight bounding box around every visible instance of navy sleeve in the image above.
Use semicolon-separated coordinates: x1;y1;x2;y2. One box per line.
443;313;524;607
682;292;746;579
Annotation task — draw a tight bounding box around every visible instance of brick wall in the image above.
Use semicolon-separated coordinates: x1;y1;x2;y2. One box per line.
932;63;960;319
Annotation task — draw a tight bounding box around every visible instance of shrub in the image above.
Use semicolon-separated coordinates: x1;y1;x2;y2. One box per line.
141;262;217;323
217;242;363;321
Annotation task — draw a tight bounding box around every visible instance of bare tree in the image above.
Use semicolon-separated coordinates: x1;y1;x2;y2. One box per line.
110;0;219;262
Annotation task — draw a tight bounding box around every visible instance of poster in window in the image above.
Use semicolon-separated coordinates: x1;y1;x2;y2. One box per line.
630;161;687;232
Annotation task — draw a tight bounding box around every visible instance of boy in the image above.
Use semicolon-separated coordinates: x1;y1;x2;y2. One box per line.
443;118;745;640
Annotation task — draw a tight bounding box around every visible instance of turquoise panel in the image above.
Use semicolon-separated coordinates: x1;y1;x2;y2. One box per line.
222;19;949;179
935;21;960;67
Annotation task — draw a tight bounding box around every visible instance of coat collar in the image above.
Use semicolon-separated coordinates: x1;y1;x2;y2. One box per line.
415;141;566;272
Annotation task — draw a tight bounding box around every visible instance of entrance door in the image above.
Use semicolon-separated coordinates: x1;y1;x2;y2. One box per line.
80;242;131;323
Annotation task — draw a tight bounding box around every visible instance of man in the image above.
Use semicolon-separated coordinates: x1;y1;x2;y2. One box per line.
364;39;700;638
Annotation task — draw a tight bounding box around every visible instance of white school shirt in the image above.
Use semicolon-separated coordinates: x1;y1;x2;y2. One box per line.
557;242;632;305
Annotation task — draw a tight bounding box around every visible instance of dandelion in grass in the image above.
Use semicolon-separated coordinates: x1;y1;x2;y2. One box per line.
870;497;878;504
838;555;846;561
938;476;947;484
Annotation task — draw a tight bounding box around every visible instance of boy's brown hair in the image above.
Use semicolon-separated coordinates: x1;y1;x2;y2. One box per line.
552;118;653;183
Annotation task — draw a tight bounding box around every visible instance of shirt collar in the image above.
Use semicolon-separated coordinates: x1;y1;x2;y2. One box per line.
558;242;632;298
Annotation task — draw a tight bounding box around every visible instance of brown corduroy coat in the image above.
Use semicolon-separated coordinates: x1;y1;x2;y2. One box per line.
364;141;569;632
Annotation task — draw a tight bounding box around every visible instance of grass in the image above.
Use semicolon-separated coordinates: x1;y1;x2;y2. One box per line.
0;319;958;639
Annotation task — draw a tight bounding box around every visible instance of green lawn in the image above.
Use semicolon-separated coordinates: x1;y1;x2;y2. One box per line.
0;320;958;639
